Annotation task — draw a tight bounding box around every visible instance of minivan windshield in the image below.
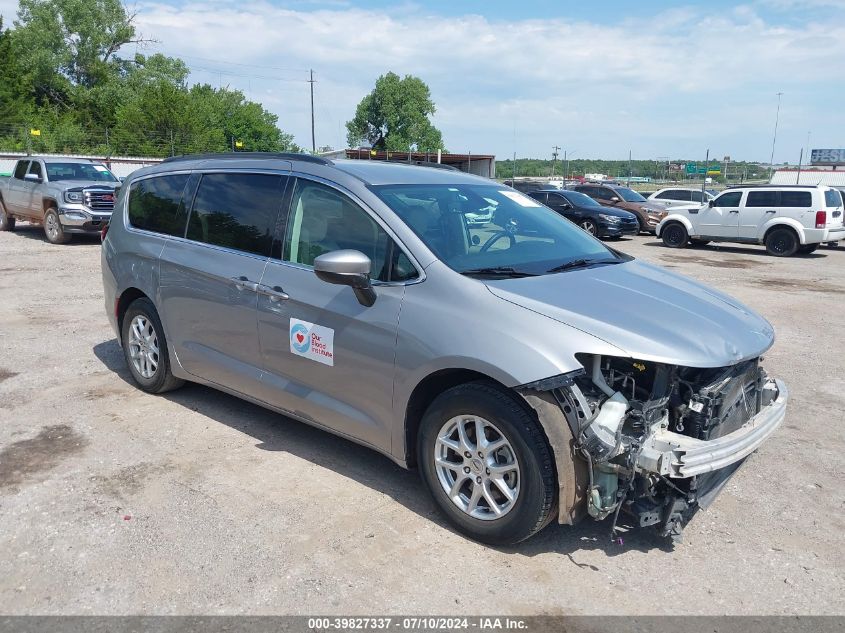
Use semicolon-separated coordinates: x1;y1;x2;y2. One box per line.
616;187;647;202
45;162;118;183
372;184;626;276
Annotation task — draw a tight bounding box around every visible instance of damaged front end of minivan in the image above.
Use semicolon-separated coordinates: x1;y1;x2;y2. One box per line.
520;354;787;543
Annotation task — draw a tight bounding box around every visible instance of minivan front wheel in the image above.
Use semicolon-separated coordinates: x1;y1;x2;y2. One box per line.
121;298;184;394
418;382;556;545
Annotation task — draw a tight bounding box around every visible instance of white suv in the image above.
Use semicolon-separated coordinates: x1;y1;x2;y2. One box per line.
648;187;714;209
656;185;845;256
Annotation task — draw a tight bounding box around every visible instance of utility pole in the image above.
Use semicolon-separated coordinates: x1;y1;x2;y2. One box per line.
702;149;709;195
769;92;783;178
309;69;316;153
551;145;560;177
564;150;568;183
513;151;517;181
796;148;804;184
627;149;632;186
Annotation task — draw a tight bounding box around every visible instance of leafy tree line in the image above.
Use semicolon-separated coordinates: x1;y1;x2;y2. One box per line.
0;0;298;157
496;158;769;183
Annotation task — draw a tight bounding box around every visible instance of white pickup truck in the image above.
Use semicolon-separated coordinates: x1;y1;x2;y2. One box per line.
656;184;845;256
0;156;120;244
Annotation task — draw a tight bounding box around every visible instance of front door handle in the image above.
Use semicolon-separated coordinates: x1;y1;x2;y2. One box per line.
729;210;740;214
765;210;776;214
231;276;259;292
257;284;290;302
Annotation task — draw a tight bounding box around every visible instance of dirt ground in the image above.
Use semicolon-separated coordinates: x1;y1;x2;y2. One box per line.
0;223;843;615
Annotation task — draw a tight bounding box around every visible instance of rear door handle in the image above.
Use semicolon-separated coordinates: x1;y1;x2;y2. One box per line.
231;276;259;292
257;284;290;302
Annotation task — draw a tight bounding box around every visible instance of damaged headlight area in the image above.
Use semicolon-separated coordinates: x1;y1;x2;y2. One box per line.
522;354;787;543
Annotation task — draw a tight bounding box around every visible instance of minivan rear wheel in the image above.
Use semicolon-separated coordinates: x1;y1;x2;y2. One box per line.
765;227;799;257
418;381;556;545
661;222;688;248
121;298;184;394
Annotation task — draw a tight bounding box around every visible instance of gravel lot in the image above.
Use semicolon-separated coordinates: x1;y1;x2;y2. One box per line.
0;224;843;615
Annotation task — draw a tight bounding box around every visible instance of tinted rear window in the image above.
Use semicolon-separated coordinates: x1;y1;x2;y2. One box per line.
825;190;842;207
746;191;779;207
780;191;812;207
186;173;283;257
13;161;29;179
128;175;191;236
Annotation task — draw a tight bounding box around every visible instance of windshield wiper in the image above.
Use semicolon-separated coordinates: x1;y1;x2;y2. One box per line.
547;258;622;273
460;266;537;278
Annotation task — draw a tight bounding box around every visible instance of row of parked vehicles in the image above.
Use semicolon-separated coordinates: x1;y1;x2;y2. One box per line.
0;152;789;546
507;178;845;257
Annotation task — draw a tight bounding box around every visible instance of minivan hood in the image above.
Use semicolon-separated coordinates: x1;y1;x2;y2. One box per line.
485;260;774;368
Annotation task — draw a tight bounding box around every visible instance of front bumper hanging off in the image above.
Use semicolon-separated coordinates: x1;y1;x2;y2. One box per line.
637;378;788;478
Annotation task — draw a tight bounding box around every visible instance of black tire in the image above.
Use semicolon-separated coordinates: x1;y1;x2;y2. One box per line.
798;244;818;255
579;219;597;235
765;227;799;257
690;239;710;247
43;207;71;244
661;222;689;248
418;381;557;545
121;298;184;394
0;200;15;231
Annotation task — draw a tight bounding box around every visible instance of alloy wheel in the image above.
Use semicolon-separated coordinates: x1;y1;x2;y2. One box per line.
45;213;59;240
580;220;597;235
128;314;160;379
434;415;520;520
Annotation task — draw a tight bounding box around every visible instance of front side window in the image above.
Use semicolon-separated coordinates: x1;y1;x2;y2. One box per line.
372;184;622;276
44;162;118;182
13;161;29;179
746;191;779;207
128;174;191;236
714;191;742;207
186;173;283;257
27;162;43;179
780;191;812;207
593;187;615;201
283;179;414;282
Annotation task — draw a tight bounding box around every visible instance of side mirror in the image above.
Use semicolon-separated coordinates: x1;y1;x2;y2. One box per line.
313;249;376;307
609;196;620;203
24;173;42;183
560;202;572;210
708;200;715;208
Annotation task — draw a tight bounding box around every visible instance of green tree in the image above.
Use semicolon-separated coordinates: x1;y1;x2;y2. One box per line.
346;72;443;152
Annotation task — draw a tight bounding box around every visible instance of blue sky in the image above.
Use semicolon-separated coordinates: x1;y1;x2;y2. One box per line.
3;0;845;161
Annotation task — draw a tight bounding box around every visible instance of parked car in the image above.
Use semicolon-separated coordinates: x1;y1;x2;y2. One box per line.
103;152;787;545
656;184;845;256
0;157;119;243
569;183;667;233
647;187;715;209
528;189;639;238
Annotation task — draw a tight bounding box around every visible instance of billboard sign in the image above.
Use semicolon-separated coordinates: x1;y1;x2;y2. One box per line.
810;149;845;165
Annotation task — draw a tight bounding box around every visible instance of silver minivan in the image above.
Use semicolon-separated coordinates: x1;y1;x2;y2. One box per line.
102;153;788;545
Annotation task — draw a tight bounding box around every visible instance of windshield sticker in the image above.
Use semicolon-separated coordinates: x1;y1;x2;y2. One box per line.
290;318;334;366
93;165;110;173
499;190;541;207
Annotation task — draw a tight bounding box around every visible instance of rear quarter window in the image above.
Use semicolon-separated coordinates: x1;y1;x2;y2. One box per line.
128;174;191;236
779;191;812;207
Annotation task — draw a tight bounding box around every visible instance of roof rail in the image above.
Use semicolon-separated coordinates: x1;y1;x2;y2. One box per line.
161;152;332;165
724;183;818;189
